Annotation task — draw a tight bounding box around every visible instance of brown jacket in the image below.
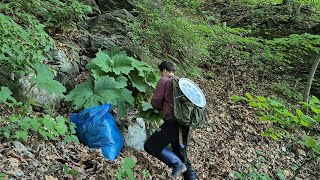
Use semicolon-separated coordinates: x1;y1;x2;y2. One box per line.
151;76;173;120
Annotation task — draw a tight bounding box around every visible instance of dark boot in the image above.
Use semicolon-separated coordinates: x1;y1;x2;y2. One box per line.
182;163;196;180
183;169;196;180
157;148;187;178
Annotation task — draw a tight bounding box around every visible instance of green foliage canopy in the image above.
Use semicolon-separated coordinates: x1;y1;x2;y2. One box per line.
0;13;53;72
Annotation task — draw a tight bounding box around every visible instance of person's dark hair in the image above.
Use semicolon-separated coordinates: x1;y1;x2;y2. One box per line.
158;61;175;72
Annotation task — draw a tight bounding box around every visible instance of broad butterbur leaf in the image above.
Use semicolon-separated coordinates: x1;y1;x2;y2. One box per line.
129;70;146;92
65;82;96;109
141;101;153;111
112;54;134;75
66;76;134;114
86;51;112;74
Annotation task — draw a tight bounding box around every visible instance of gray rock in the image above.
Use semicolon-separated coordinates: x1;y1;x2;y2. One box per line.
13;141;35;159
49;49;80;91
89;9;135;36
76;35;91;48
17;74;61;109
13;48;80;108
90;35;116;50
87;9;142;59
11;169;24;177
90;34;141;58
96;0;134;12
122;117;147;151
50;49;80;74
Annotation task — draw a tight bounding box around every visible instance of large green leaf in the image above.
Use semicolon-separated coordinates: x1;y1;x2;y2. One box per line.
114;75;128;87
86;51;112;73
66;76;134;113
131;58;152;77
141;101;153;111
94;75;126;92
107;46;123;57
95;76;134;114
129;70;146;92
31;62;66;97
145;72;158;88
65;81;98;109
90;68;107;79
111;54;134;75
121;89;134;108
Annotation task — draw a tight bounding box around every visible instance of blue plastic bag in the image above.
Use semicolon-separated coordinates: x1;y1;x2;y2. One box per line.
70;104;123;160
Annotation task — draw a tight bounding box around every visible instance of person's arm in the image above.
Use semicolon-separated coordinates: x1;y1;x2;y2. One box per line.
151;80;165;110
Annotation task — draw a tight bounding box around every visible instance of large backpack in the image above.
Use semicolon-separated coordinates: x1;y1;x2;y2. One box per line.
172;78;207;128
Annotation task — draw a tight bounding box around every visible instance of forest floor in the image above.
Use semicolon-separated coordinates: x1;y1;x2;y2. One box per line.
0;64;318;180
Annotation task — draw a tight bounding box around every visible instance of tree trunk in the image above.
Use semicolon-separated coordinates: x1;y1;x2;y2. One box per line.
303;55;320;102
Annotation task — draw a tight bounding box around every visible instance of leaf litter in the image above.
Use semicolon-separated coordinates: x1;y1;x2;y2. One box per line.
0;63;319;179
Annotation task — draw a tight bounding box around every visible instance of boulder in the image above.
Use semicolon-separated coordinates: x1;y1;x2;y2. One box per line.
14;48;81;110
78;0;101;15
89;34;141;57
122;117;147;151
89;9;136;36
17;74;61;109
80;9;142;58
90;35;116;50
49;49;80;91
96;0;134;12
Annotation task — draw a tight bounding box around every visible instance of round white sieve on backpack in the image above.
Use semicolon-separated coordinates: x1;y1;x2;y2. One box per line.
178;78;206;108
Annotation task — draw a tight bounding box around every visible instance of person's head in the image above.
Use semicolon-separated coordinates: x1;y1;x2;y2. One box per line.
158;61;175;77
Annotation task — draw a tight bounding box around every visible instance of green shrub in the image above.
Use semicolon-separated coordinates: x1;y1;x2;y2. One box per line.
0;0;92;29
207;25;260;64
272;82;303;101
129;0;210;74
208;24;320;73
116;157;150;180
229;0;320;10
232;93;320;178
231;93;320;139
66;48;159;116
231;93;320;149
32;62;67;97
0;86;22;109
0;13;53;72
173;0;203;9
0;0;91;79
0;115;79;143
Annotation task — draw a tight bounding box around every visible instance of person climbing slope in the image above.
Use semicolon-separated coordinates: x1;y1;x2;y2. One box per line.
144;61;196;179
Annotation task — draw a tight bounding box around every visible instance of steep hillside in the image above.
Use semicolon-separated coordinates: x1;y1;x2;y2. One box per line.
0;0;320;179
